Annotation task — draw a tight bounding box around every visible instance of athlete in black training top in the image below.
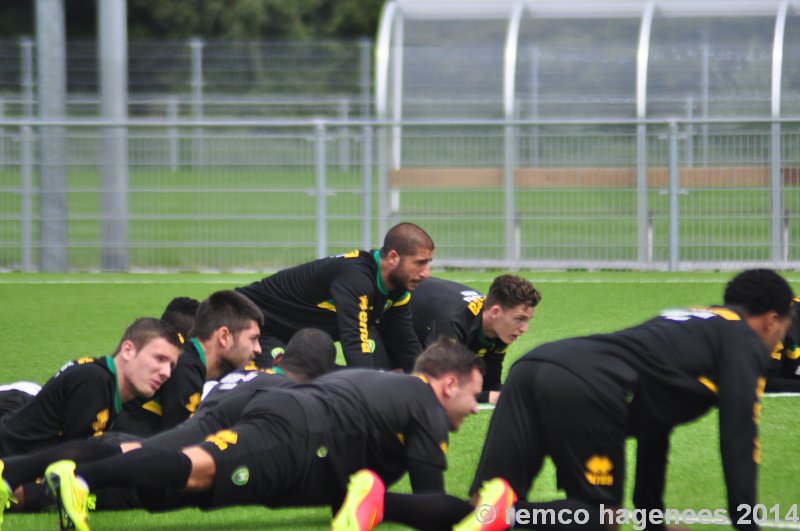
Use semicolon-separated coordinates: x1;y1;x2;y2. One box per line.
470;269;794;531
410;275;540;403
0;319;181;457
41;340;482;525
236;223;434;371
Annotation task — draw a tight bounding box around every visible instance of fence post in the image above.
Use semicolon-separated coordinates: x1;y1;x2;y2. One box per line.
315;122;328;259
21;125;34;272
20;37;34;271
668;121;680;271
339;98;350;171
636;123;648;263
362;126;373;250
36;0;68;272
98;0;129;272
503;123;517;263
685;96;694;168
191;38;204;168
168;97;178;171
701;44;709;167
770;121;783;262
359;39;372;119
377;124;389;239
529;46;539;164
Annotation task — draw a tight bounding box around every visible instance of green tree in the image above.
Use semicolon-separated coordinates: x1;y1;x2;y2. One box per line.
0;0;385;40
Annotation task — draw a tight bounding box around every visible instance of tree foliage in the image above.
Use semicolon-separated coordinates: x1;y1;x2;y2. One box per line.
0;0;385;40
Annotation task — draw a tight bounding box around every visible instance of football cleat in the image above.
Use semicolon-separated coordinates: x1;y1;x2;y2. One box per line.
453;478;516;531
0;459;18;527
45;460;90;531
331;469;385;531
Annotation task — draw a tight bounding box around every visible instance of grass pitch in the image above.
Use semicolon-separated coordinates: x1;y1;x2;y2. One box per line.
0;271;798;530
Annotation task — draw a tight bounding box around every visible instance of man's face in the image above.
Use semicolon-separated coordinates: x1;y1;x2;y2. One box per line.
223;320;262;371
127;337;181;398
487;303;535;345
442;368;482;431
387;247;433;291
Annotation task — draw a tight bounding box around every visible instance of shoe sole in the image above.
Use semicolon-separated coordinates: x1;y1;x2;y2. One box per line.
46;471;87;531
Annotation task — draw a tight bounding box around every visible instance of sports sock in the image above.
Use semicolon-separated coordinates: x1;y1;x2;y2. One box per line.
4;440;121;489
512;499;605;530
75;447;192;491
383;492;473;530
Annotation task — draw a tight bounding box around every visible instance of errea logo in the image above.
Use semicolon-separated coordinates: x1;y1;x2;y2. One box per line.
584;455;614;486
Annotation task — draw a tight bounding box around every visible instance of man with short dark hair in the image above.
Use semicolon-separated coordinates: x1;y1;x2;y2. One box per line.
33;340;482;530
330;269;795;531
0;319;183;458
410;275;541;403
236;222;434;371
113;290;263;436
0;328;336;515
160;296;200;340
465;268;794;531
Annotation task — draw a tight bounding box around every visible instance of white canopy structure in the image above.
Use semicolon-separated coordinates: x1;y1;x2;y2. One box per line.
377;0;800;127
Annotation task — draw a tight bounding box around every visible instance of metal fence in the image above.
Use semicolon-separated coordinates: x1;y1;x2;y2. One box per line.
0;117;798;272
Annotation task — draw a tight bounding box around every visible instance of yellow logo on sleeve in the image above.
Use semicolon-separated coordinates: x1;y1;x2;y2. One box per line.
206;429;239;451
92;409;110;435
359;295;371;353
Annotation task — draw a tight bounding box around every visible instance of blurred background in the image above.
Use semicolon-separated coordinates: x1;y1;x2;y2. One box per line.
1;0;799;272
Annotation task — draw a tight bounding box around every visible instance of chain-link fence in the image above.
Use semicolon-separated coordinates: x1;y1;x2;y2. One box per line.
0;117;797;272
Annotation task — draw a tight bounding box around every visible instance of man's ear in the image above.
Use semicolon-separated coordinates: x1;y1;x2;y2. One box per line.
386;249;400;268
118;339;136;360
216;326;232;348
443;373;458;398
486;304;502;320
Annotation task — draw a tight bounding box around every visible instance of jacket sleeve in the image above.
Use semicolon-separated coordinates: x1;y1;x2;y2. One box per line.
632;427;671;530
157;352;206;430
718;333;765;531
329;270;379;368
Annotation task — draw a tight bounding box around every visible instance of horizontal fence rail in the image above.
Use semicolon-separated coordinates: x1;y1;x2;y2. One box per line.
0;117;797;272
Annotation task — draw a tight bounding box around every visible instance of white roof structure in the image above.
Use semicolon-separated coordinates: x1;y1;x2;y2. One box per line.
376;0;800;122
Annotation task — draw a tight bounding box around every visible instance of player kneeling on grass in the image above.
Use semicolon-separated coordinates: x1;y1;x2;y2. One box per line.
2;339;482;530
463;268;793;531
410;275;541;404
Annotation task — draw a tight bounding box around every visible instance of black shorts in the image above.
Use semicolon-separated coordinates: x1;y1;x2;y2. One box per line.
471;354;635;505
145;390;259;450
199;392;338;509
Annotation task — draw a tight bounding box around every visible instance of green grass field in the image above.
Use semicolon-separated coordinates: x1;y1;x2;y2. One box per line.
0;271;799;530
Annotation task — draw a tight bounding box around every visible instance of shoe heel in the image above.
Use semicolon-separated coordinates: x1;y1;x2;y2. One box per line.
46;473;69;531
